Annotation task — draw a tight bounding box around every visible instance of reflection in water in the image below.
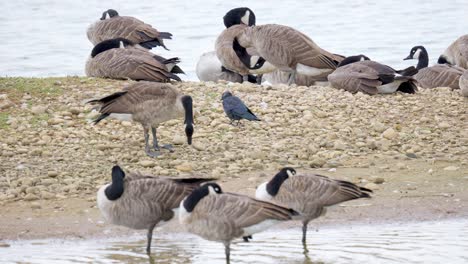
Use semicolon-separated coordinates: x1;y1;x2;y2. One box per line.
2;220;468;263
0;0;467;79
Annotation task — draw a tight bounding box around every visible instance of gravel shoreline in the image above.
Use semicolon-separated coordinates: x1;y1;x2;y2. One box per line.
0;77;467;239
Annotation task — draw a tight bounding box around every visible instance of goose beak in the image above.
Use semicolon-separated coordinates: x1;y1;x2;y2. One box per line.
403;55;412;60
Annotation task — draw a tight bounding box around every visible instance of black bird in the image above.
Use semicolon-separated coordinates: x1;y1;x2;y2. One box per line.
221;91;260;125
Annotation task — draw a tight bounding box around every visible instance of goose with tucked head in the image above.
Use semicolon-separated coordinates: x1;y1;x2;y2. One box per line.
88;8;172;50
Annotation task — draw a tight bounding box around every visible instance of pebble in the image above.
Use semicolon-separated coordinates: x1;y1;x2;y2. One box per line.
192;142;206;151
31;105;48;114
443;166;459;171
173;135;185;145
24;193;39;201
47;171;59;178
176;163;193;172
373;177;385;184
31;202;41;209
364;183;380;190
139;160;157;168
382;128;397;140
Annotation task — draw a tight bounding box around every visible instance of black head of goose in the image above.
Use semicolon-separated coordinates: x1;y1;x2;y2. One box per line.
256;167;372;249
87;82;193;157
100;8;119;20
404;45;465;89
97;165;215;254
223;7;256;28
87;9;172;50
179;182;298;263
328;54;418;95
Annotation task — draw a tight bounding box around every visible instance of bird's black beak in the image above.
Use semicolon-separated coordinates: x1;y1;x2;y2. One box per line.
403;55;412;60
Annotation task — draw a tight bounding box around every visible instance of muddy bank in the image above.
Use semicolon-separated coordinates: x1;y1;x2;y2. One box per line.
0;77;467;240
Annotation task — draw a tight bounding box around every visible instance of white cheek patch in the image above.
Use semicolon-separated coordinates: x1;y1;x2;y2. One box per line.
360;56;366;61
413;49;421;59
250;56;260;67
208;186;216;195
241;10;250;25
286;170;295;177
119;41;125;49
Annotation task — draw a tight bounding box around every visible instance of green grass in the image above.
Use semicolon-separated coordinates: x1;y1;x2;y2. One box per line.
0;112;9;129
0;77;68;102
29;113;50;127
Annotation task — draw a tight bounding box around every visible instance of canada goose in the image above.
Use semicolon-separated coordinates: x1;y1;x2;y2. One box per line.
327;55;418;95
196;51;256;83
234;24;344;85
85;38;182;82
87;81;193;157
256;168;372;249
179;182;298;264
215;24;276;82
221;91;260;125
438;34;468;69
460;70;468;97
87;9;172;50
223;7;256;28
404;46;465;89
97;165;214;254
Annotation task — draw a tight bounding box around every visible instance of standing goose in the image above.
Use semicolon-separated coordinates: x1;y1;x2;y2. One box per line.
196;51;256;83
87;82;193;157
256;168;372;249
234;24;344;85
87;9;172;50
179;183;298;264
215;24;276;82
404;46;465;89
438;34;468;69
328;55;418;95
97;165;214;254
85;38;182;82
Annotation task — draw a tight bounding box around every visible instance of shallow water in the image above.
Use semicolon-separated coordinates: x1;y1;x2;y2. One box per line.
0;0;467;80
2;219;468;263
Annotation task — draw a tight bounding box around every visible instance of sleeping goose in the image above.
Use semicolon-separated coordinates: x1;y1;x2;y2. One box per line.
404;46;465;89
87;9;172;50
85;38;182;82
87;82;193;157
438;34;468;69
223;7;256;28
179;182;298;264
215;24;276;82
97;165;214;254
256;168;372;250
234;24;344;85
328;55;418;95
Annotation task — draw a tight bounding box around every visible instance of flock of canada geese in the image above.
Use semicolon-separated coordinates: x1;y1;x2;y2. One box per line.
84;7;468;263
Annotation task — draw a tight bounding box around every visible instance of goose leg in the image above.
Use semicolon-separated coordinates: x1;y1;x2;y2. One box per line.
302;221;309;253
144;126;161;157
256;74;263;84
152;127;174;152
224;242;231;264
287;70;297;85
146;223;157;254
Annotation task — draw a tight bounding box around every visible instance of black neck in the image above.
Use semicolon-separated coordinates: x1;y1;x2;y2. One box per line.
181;95;193;125
91;38;129;57
338;55;364;67
416;48;429;69
266;171;288;196
105;166;125;200
183;186;209;212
